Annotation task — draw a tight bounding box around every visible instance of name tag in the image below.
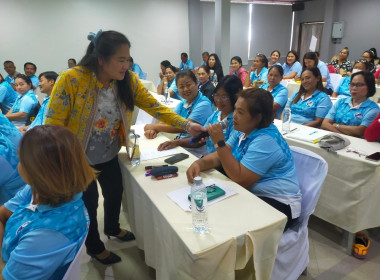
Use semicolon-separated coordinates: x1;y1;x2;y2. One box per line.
16;221;31;235
306;100;314;107
354;112;363;119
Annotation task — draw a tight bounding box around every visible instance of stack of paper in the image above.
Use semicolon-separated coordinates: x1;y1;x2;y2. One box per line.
286;127;330;143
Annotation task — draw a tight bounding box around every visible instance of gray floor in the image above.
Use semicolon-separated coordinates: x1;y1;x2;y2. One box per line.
80;193;380;280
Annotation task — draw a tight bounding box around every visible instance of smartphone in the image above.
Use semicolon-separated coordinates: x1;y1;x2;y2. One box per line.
365;152;380;161
188;185;226;201
164;153;189;164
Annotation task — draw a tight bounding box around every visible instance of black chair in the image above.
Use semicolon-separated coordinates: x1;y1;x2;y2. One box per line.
25;102;41;126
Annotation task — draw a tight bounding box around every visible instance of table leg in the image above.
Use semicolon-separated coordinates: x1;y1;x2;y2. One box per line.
346;231;355;255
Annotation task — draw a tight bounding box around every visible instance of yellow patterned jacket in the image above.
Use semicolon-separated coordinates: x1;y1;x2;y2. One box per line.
45;66;186;150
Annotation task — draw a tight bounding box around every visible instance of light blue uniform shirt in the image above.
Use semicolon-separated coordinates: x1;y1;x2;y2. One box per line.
325;97;379;127
174;91;214;139
227;124;299;197
130;63;145;79
204;111;234;154
249;67;268;83
5;75;14;84
282;61;302;76
179;59;194;70
0;81;18;114
10;89;38;127
0;113;22;146
317;60;333;90
289;90;332;125
334;76;350;98
260;83;289;119
2;185;89;280
29;75;39;88
168;78;183;100
28;96;50;130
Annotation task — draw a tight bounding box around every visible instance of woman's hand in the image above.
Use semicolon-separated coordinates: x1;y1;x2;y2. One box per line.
207;123;225;144
186;122;207;137
159;72;164;79
158;140;178;151
162;76;168;84
144;124;158;139
186;162;201;184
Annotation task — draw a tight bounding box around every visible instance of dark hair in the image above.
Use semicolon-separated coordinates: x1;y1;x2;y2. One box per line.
362;50;374;63
369;48;378;59
197;65;211;74
230;56;242;66
0;73;4;84
161;60;171;68
286;50;299;65
341;47;349;56
292;67;326;104
214;75;242;106
176;70;197;85
353;59;371;71
39;71;59;82
302;52;319;68
181;52;188;58
129;56;134;64
14;74;32;86
3;60;14;65
68;58;77;64
24;62;37;71
237;88;274;129
165;65;178;74
202;51;209;56
351;71;376;97
78;30;134;111
268;64;284;77
208;53;222;70
270;50;281;57
315;51;320;57
256;54;268;68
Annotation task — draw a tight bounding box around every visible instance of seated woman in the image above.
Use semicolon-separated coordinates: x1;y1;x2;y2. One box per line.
5;74;38;128
332;59;370;98
362;50;376;74
0;74;17;114
0;113;25;206
282;50;302;79
207;53;224;82
156;75;241;157
260;65;288;119
128;57;145;79
186;88;301;230
303;52;334;94
364;112;380;142
197;65;215;103
0;125;96;279
328;47;353;75
288;67;332;127
369;48;379;66
156;65;182;100
157;60;171;87
144;70;214;156
244;54;268;88
322;71;379;138
229;56;248;85
268;50;281;68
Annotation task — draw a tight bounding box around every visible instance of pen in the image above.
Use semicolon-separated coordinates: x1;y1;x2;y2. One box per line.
145;165;168;170
309;131;317;135
283;127;297;135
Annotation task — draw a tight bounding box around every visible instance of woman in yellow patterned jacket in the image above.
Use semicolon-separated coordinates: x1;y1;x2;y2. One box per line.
45;30;205;265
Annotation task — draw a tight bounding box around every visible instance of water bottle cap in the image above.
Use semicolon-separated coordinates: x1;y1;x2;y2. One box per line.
194;176;202;183
130;129;135;134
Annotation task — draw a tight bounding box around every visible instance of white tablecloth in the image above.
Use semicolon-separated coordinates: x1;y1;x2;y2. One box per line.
274;120;380;233
140;79;156;92
119;132;287;280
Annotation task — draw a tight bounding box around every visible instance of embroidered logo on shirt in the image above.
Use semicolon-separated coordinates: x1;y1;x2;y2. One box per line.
16;221;31;235
306;100;314;107
354;112;363;119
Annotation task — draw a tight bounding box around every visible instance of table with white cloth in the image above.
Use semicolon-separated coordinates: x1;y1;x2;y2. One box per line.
140;79;157;92
118;129;287;280
273;119;380;252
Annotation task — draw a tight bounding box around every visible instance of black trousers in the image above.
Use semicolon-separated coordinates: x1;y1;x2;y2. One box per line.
83;156;124;255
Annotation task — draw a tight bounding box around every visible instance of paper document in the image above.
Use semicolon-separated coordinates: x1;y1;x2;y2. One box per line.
310;35;318;52
140;148;178;161
167;179;237;212
286;127;330;143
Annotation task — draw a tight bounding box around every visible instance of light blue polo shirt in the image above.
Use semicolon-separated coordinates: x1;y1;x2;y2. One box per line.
0;81;18;114
249;67;268;83
10;89;38;127
168;78;183;100
325;97;379;127
5;75;14;84
204;111;234;154
282;61;302;76
334;76;350;98
227;124;299;197
131;63;145;79
174;91;214;139
179;59;194;70
28;96;50;130
0;113;22;147
260;83;289;119
29;75;39;89
317;60;333;90
2;185;89;280
289;90;332;125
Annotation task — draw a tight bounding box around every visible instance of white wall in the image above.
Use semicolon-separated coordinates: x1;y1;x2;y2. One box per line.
0;0;189;83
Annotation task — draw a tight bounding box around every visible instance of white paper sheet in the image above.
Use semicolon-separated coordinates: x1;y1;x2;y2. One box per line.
309;35;318;52
167;179;238;212
140;148;178;161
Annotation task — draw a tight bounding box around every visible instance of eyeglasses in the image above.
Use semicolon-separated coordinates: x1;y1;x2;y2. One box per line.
212;94;230;101
355;59;367;64
349;82;366;88
346;147;367;157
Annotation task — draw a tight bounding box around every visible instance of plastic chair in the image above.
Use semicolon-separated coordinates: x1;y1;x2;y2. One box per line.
279;80;288;87
62;235;87;280
329;73;342;91
271;146;328;280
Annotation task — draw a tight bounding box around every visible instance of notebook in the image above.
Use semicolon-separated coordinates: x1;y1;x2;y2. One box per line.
286;127;330;143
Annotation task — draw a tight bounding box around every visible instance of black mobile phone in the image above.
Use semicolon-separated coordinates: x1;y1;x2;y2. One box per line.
365;152;380;161
164;153;189;164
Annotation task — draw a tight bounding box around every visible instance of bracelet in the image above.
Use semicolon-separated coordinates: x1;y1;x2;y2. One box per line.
335;124;340;130
182;120;191;132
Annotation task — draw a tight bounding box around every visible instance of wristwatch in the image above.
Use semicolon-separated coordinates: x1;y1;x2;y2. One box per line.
214;140;226;149
335;124;340;130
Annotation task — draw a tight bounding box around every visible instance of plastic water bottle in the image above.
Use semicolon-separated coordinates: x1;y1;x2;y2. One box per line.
191;177;208;233
209;70;214;82
213;73;218;86
282;102;291;133
164;86;170;104
129;129;140;166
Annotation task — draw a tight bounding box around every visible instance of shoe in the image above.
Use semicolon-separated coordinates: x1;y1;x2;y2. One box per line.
105;229;135;242
352;232;370;259
87;250;121;265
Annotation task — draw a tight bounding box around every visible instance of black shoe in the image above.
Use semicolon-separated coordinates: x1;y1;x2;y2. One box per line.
87;251;121;265
105;229;135;242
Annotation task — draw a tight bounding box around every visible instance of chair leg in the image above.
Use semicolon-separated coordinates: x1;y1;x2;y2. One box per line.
302;268;307;276
346;231;355;255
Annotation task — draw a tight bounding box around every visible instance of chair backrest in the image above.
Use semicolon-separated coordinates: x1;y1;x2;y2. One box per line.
290;146;328;221
25;102;41;125
280;79;288;87
329;73;342;91
62;235;87;280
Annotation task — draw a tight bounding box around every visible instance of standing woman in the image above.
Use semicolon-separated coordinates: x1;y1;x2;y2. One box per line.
244;54;268;88
45;30;205;264
207;53;224;81
197;65;215;103
268;50;281;68
282;50;302;79
288;67;332;127
229;56;248;85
